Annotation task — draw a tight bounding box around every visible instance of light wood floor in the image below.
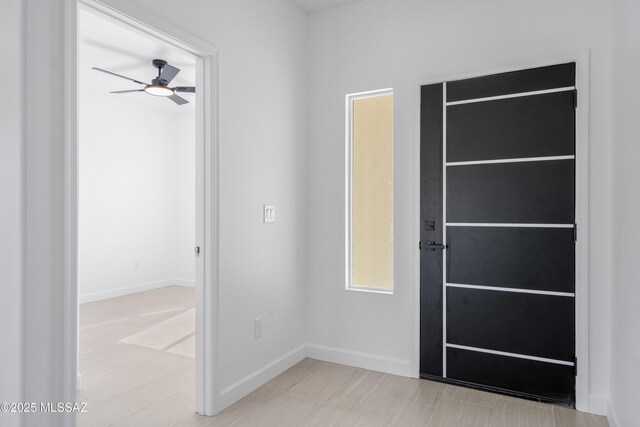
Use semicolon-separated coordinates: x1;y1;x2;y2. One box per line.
78;286;196;426
78;287;609;427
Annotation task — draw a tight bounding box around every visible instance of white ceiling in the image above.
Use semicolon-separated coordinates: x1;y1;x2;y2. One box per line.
78;8;196;111
292;0;365;14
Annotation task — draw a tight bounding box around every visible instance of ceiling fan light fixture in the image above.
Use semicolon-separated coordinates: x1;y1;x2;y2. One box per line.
144;85;174;97
94;60;192;105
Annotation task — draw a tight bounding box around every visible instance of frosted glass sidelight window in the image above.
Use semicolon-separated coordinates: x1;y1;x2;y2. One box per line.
346;89;394;292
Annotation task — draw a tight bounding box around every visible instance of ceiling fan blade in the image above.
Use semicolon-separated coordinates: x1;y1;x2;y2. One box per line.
110;89;145;94
158;63;180;85
174;86;196;93
92;67;148;85
168;94;189;105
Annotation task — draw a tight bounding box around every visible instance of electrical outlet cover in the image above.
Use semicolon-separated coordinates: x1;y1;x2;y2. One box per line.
254;317;263;338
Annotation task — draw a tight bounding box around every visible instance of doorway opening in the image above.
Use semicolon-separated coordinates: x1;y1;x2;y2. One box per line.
70;0;219;421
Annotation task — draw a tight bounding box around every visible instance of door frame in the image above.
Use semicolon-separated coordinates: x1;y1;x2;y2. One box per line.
412;52;590;412
62;0;221;423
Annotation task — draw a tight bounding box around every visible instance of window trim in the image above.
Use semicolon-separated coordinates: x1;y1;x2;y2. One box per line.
345;88;394;294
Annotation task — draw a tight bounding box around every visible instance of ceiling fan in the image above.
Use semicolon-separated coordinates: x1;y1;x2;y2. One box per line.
92;59;195;105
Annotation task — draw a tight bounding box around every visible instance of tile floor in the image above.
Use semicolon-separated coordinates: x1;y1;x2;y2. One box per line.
78;287;609;426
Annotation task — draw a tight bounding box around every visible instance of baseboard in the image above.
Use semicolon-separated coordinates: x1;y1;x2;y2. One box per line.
607;399;622;427
215;344;412;413
217;344;307;411
588;394;608;416
305;343;414;377
173;278;195;287
79;278;183;303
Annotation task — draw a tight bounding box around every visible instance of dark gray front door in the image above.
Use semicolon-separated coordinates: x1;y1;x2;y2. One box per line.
420;63;577;406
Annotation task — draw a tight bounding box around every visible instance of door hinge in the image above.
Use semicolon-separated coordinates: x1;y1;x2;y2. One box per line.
574;223;578;242
573;90;578;108
419;241;422;250
194;246;201;257
574;357;578;376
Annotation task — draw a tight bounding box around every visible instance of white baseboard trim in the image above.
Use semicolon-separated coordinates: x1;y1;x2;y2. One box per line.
588;394;608;417
79;278;190;304
218;344;307;411
305;343;414;377
216;344;412;413
607;399;621;427
216;343;612;424
173;278;195;287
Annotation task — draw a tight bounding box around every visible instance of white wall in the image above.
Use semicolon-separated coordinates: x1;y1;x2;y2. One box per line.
610;0;640;425
0;0;24;426
306;0;613;413
98;0;309;408
77;104;195;301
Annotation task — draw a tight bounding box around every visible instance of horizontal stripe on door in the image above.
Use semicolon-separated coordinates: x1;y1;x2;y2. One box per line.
445;86;575;106
446;343;574;366
446;223;574;228
446;155;575;167
446;283;575;297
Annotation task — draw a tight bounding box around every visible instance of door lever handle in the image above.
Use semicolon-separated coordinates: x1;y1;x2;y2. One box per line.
421;241;447;251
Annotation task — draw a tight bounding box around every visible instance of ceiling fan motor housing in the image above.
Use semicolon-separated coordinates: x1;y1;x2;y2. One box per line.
152;59;168;69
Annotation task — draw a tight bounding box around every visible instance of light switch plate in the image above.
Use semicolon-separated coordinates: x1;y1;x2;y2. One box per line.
263;204;276;223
